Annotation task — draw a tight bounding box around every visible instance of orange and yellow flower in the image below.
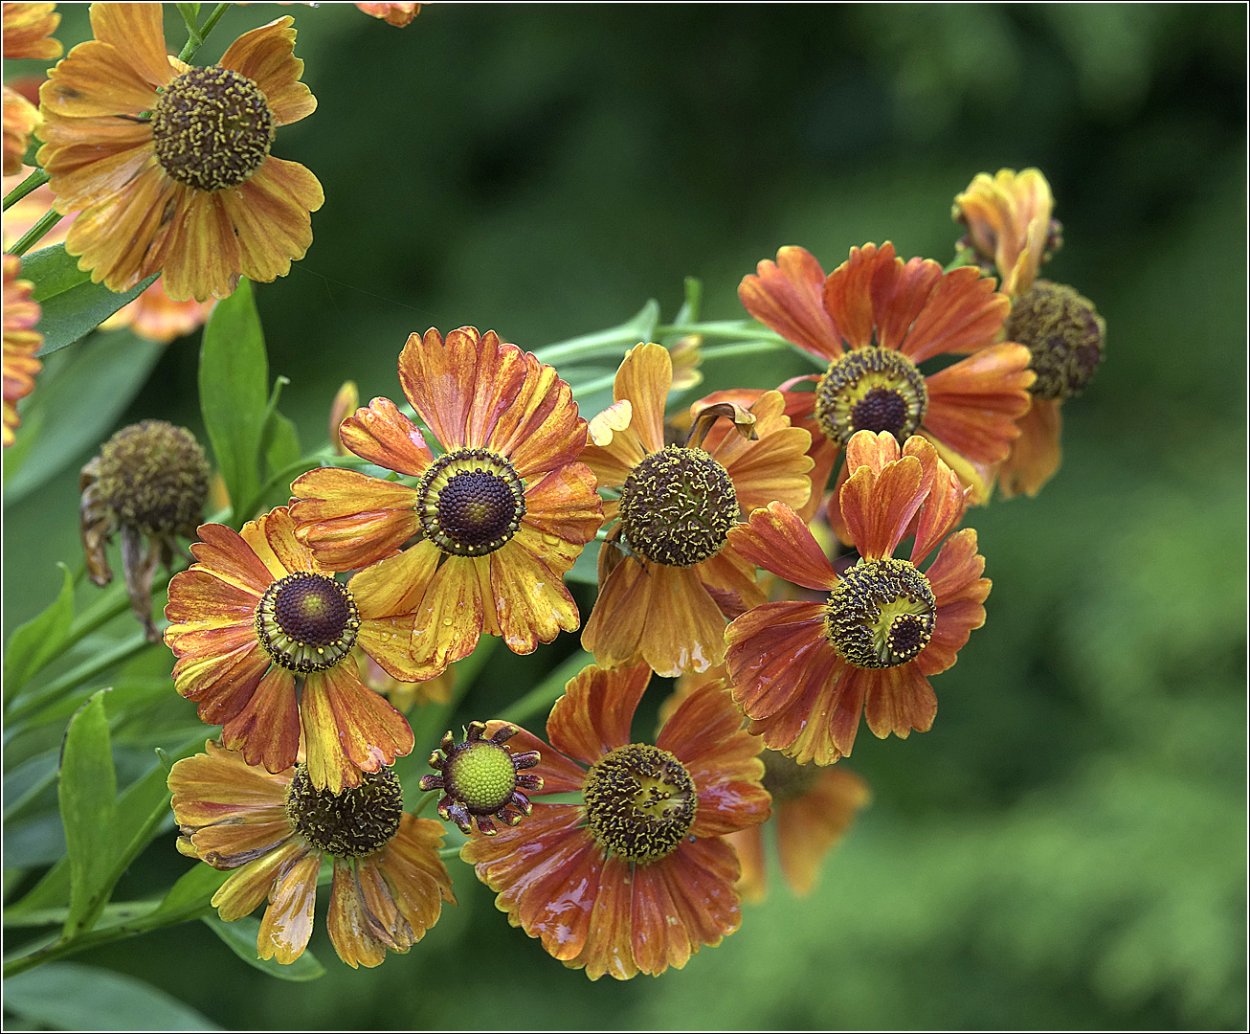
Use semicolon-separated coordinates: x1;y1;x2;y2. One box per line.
725;431;990;766
291;326;603;677
462;662;771;980
2;3;61;173
355;2;421;26
952;167;1056;298
164;506;416;792
38;3;323;301
2;253;41;446
738;241;1035;512
581;342;813;677
170;741;454;968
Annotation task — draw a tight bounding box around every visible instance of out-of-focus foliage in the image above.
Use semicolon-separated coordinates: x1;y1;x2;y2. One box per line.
2;4;1244;1030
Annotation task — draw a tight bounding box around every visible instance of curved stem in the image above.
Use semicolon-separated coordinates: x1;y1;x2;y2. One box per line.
2;169;49;212
655;321;785;343
176;3;230;63
10;209;64;257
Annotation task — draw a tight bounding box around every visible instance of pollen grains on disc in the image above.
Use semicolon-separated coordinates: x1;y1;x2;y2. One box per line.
824;557;937;669
584;743;697;864
285;764;403;858
415;449;527;557
93;420;210;535
1004;280;1106;400
617;444;737;567
256;572;360;673
814;348;928;447
151;65;275;191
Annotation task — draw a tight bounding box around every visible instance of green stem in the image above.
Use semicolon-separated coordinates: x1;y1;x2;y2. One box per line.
438;845;461;859
569;371;616;398
699;339;787;360
655;320;785;343
534;328;639;366
2;169;49;212
176;3;229;63
10;209;64;257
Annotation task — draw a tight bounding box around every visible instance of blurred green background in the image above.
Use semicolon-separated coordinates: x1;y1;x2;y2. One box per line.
3;3;1245;1030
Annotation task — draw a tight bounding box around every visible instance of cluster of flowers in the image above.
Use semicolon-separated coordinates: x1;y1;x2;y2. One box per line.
3;2;1107;980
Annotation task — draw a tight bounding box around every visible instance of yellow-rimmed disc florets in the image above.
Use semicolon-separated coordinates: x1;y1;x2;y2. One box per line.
584;743;697;864
814;348;928;447
824;557;937;669
1005;280;1106;400
286;763;403;858
617;444;738;567
256;572;361;673
415;448;527;557
420;722;542;834
151;65;275;191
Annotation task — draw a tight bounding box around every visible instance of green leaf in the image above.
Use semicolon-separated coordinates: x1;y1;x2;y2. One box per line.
3;329;164;503
203;915;326;981
260;376;302;479
199;278;269;517
58;689;118;939
673;275;703;326
143;864;232;927
21;244;158;357
3;563;74;699
4;962;221;1031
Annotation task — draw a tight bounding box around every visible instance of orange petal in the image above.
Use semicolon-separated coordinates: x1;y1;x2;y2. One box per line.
172;640;270;727
347;538;439;623
164;568;260;631
483;349;586;478
290;467;420;570
995;396;1063;499
406;553;485;674
238;505;320;580
644;838;741;968
871;253;945;353
548;662;650;765
488;536;580;654
657;684;769;838
739;245;841;361
917;528;989;676
861;662;937;740
185;814;294;871
899;265;1011;364
620;563;728;677
482;721;587;794
725;600;834;722
356;613;446;683
39;40;157;119
211;838;308;921
776;767;870;895
822;243;888;351
89;2;173;87
300;664;414;793
256;846;321;964
697;543;767;620
611;342;671;454
727;501;836;591
838;454;925;560
220;156;323;290
575;855;637;980
922;343;1034;466
726;827;767;903
220;666;301;774
720;426;814;517
186;522;273;595
909;452;968;566
843;428;902;474
3;88;38;177
219;16;317;127
629;847;692;973
337;396;433;476
519;465;603;570
327;860;387;969
3;2;62;60
954;168;1053;297
580;555;648;671
583;403;645;490
381;814;456;924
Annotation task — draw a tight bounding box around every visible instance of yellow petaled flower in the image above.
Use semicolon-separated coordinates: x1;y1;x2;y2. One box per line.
38;3;323;301
952;167;1056;298
2;253;41;447
2;3;62;60
580;342;812;677
290;326;603;678
3;86;39;176
164;506;417;792
170;742;454;968
462;663;771;980
725;431;991;765
355;3;421;27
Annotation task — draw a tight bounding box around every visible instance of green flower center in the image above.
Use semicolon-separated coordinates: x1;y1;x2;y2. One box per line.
285;765;403;858
256;572;360;672
415;448;526;557
151;65;274;191
441;740;520;815
617;444;737;567
1005;281;1106;400
814;348;928;446
584;744;697;864
825;558;936;669
94;420;209;535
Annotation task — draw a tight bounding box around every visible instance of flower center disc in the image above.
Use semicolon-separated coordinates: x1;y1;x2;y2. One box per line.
416;449;526;557
617;444;737;567
584;744;697;864
151;65;275;191
442;740;519;815
1004;281;1106;400
256;572;360;672
814;348;928;446
95;420;209;534
824;557;937;669
286;765;403;857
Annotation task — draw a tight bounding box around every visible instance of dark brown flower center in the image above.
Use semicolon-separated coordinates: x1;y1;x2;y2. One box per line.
256;572;359;672
151;65;274;191
584;744;697;864
94;420;209;535
617;444;737;567
824;557;936;669
1005;281;1106;400
415;449;526;557
285;765;403;857
814;348;928;446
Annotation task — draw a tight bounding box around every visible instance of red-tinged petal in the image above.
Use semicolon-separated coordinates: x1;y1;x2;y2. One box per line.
727;501;837;591
871;253;944;353
406;554;485;675
996;396;1063;500
168;742;292;849
219;16;317;127
576;855;637;980
755;662;869;763
164;569;259;630
548;662;650;765
898;265;1011;363
724;600;831;720
172;640;269;726
220;666;300;774
917;528;989;676
776;767;870;895
290;467;420;570
488;539;581;655
347;539;440;619
861;662;937;740
611;342;671;454
651;837;742;959
185;814;294;870
822;243;888;350
481;721;587;794
3;88;38;177
3;3;62;60
739;245;841;362
256;846;321;964
211;838;308;921
327;860;387;969
519;464;603;568
89;2;174;88
187;523;272;595
697;543;767;620
337;396;433;476
922;343;1034;466
485;351;586;477
658;684;769;838
301;664;414;793
240;506;320;580
839;454;925;560
152;185;242;302
629;849;692;975
844;428;902;474
910;457;968;566
726;826;768;903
